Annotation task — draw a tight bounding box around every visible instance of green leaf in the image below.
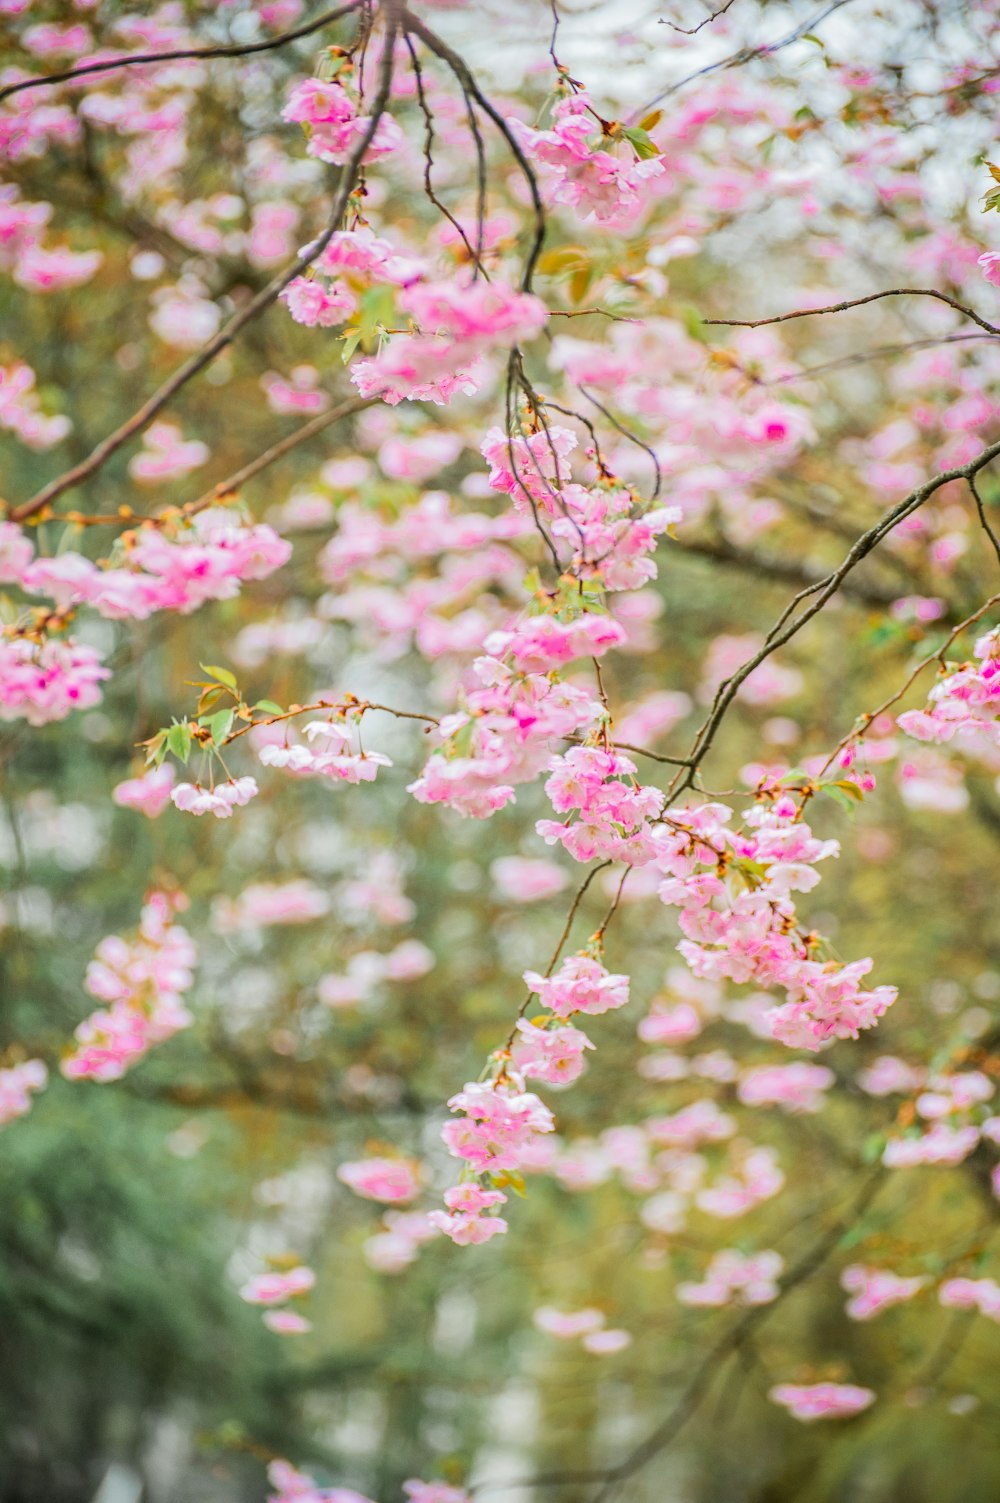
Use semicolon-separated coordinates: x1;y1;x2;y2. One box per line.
821;783;859;814
204;709;234;744
359;284;397;341
167;721;193;764
860;1133;886;1165
620;125;660;161
200;663;238;691
254;699;285;716
340;328;363;365
830;778;865;801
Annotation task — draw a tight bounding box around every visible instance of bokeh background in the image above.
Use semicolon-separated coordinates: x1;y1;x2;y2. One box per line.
3;1;1000;1500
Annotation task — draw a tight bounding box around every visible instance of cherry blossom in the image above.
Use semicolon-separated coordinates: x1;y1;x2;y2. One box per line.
0;1059;47;1125
62;892;196;1082
337;1157;422;1204
768;1382;876;1422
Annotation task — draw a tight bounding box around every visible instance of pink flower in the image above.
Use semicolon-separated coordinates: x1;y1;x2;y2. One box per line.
403;1483;472;1503
0;635;110;726
769;1381;875;1422
523;953;630;1018
0;362;71;449
263;1309;312;1336
0;1059;47;1125
171;777;259;819
511;1018;595;1084
213;880;329;931
441;1080;554;1173
282;276;357;327
581;1328;632;1354
337;1156;421;1204
426;1207;509;1245
14;244;102;292
61;893;195;1082
240;1265;316;1306
0;521;33;581
882;1122;980;1167
267;1459;375;1503
939;1277;1000;1321
511;93;666;228
491;856;568;902
403;1478;472;1503
282;78;402;165
677;1249;783;1307
978;251;1000;287
127;421;208;482
737;1062;835;1114
841;1265;927;1320
112;764;176;819
533;1305;606;1338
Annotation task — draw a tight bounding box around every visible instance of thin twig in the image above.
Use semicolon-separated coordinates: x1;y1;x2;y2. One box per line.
704;287;1000;339
9;7;398;521
671;436;1000;797
662;0;739;37
0;2;362;102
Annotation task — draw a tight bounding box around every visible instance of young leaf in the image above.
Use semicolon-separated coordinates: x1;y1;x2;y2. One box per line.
167;721;193;763
205;708;234;744
254;700;285;716
621;124;660;160
200;663;238;691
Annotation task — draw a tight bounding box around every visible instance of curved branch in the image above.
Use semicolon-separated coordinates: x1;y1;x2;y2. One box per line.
705;287;1000;339
8;8;399;523
0;2;362;103
400;5;547;293
673;436;1000;793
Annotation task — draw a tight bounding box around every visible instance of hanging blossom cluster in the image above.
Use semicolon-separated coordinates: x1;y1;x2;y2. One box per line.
259;717;393;786
281;225;548;406
509;89;667;229
409;657;602;818
281;71;403;167
537;746;665;864
898;623;1000;757
430;946;629;1242
12;507;291;621
676;1248;784;1308
61;892;196;1082
654;797;898;1051
0;360;71;448
0;631;110;727
880;1068;996;1172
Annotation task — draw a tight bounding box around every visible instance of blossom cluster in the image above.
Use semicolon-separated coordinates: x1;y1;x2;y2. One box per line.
537;746;665;865
654;798;897;1050
258;719;393;787
898;623;1000;758
0;632;111;726
240;1263;315;1337
61;892;196;1082
0;1059;48;1126
281;226;547;406
676;1248;783;1308
15;508;291;621
409;657;601;818
510;91;667;229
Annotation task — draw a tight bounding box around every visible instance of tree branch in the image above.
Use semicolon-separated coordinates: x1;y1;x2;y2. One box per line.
0;2;362;103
